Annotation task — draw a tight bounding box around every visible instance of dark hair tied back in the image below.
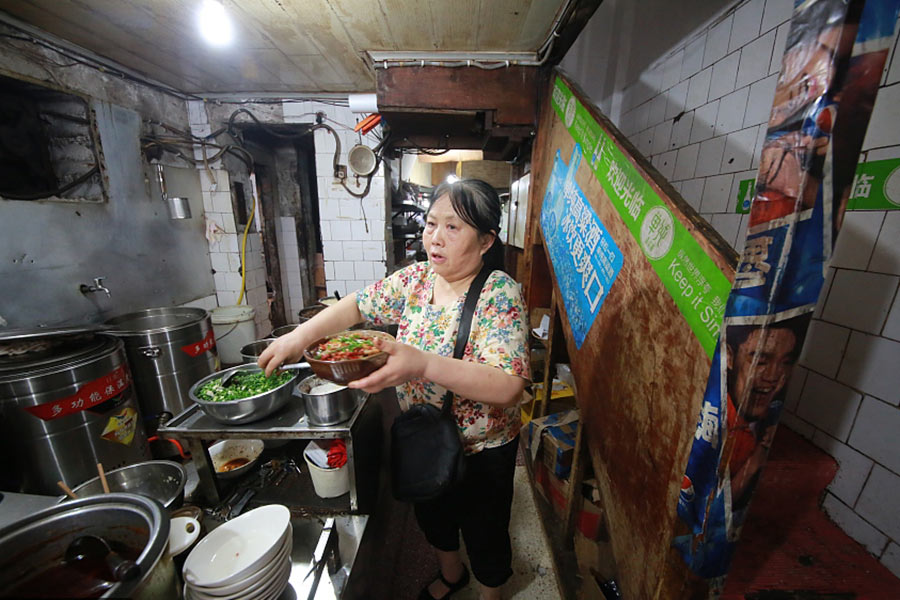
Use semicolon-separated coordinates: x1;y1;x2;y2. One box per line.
429;178;506;273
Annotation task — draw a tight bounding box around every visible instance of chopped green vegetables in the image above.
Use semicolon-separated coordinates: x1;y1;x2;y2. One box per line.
197;371;294;402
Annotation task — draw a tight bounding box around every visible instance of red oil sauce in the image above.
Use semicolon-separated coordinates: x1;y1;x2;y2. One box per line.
5;539;141;598
219;457;250;472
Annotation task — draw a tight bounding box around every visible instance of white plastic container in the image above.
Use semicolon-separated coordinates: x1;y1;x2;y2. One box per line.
210;305;256;365
303;445;350;498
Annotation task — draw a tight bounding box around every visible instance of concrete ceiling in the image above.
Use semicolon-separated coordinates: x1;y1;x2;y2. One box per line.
0;0;566;94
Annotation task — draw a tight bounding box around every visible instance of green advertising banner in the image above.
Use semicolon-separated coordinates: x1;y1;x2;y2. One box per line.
736;157;900;213
848;158;900;209
551;77;731;358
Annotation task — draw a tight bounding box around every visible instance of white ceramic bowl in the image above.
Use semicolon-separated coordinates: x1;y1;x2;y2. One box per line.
183;504;291;587
190;555;291;600
243;558;291;600
187;529;291;598
208;439;264;479
188;555;290;600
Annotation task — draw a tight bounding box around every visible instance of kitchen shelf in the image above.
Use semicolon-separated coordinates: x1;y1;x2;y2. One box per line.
161;391;369;439
159;391;383;513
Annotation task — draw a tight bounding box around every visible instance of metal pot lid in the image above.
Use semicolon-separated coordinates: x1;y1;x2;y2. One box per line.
0;324;105;345
104;307;208;335
0;330;114;375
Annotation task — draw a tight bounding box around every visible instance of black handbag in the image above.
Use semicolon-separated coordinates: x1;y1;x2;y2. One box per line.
390;265;492;502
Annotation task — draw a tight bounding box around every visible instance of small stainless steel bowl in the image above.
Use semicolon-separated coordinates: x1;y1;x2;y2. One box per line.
271;324;299;338
298;304;326;323
62;460;186;511
239;338;276;364
296;375;358;426
189;364;297;425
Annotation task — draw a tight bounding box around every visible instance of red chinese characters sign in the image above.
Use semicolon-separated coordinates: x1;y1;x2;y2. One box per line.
181;328;216;357
24;365;132;421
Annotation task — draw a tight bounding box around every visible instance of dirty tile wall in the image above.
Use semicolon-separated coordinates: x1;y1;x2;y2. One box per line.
187;100;387;331
186;101;271;337
568;0;900;577
284;101;388;302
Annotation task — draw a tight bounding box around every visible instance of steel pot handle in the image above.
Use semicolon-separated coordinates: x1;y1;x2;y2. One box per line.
140;346;162;358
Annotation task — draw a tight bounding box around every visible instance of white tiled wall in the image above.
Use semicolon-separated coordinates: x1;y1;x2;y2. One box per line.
283;101;387;299
187;100;270;337
564;0;900;577
187;99;388;328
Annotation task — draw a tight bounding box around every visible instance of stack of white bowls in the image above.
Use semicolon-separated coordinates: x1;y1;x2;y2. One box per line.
182;504;293;600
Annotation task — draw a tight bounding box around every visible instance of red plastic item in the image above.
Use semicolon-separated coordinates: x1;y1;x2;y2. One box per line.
354;113;379;132
360;114;381;135
327;439;347;469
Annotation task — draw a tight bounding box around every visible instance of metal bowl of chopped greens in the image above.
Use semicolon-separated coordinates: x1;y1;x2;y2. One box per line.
188;364;298;425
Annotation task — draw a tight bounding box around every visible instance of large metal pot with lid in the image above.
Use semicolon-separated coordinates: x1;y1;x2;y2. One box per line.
0;493;178;599
0;327;151;495
104;307;217;422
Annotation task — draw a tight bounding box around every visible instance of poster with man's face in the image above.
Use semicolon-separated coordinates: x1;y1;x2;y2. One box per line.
723;316;808;510
674;0;900;587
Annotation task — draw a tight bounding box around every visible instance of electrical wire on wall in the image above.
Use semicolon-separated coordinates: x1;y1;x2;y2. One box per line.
0;15;395;310
1;18;382;204
142;106;389;301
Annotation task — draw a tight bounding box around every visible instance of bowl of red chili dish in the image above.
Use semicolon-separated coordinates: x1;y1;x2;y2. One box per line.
303;330;394;384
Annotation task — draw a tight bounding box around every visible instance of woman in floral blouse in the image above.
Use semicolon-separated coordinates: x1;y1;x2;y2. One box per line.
260;178;530;600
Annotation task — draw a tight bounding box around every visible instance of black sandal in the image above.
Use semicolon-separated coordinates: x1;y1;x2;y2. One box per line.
417;564;470;600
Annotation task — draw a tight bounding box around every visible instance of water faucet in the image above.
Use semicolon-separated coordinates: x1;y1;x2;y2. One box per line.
80;277;110;298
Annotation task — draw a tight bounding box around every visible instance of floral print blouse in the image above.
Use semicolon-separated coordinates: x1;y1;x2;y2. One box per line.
356;262;530;454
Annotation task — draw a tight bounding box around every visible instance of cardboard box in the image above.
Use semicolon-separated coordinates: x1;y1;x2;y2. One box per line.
524;409;575;454
532;458;604;540
541;420;576;479
525;409;578;479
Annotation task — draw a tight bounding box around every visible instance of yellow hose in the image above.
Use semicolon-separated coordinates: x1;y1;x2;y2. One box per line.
236;175;258;305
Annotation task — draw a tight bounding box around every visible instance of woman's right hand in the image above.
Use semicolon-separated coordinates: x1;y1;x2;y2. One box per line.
258;328;311;377
258;293;365;376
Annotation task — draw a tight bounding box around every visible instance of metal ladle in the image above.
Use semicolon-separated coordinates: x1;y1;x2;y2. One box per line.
65;535;141;582
220;362;310;387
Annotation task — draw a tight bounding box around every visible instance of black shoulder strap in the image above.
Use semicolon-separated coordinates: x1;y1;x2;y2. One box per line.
442;264;493;413
452;264;492;360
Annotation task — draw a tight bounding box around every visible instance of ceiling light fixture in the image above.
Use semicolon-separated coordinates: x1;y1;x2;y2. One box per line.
198;0;233;47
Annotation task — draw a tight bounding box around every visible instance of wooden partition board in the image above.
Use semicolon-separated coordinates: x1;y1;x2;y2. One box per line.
525;69;738;598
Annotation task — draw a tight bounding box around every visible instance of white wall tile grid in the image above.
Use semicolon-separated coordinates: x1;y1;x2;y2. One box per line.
190;100;389;333
305;101;387;298
587;0;900;576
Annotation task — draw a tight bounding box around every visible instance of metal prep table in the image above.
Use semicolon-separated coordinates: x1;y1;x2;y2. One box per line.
157;389;382;512
158;391;385;599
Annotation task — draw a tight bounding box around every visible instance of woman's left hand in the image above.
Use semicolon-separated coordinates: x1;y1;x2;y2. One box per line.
346;338;428;393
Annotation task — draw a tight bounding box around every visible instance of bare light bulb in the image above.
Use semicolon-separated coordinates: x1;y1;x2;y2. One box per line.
198;0;233;47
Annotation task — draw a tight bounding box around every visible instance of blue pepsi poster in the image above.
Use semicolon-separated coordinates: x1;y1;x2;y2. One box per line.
674;0;900;592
